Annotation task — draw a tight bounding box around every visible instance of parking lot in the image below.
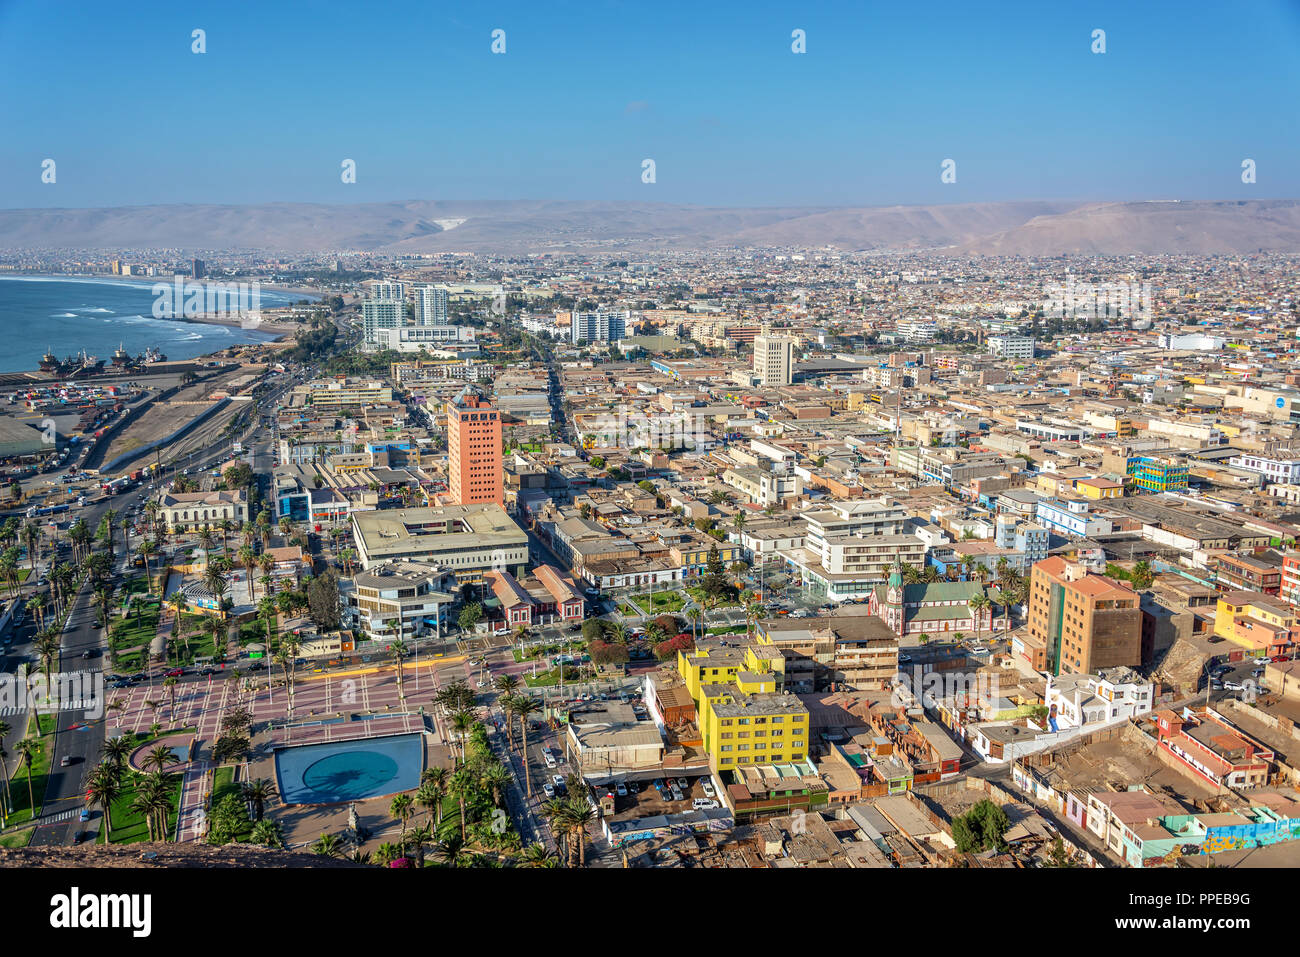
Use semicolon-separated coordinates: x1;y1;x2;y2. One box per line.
594;772;721;818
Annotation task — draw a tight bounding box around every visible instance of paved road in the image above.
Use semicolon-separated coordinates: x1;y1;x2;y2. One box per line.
26;583;108;846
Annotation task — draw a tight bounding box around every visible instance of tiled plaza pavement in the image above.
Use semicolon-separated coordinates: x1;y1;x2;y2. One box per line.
105;663;453;843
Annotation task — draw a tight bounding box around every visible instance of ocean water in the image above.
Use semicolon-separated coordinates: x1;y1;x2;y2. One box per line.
0;276;310;373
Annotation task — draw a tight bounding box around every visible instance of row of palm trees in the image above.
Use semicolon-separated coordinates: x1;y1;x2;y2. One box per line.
84;735;182;842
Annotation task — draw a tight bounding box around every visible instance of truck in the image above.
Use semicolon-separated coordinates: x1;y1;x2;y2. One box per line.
232;441;243;454
25;503;70;519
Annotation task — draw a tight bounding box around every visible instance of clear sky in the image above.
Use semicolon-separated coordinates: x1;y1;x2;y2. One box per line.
1;0;1298;209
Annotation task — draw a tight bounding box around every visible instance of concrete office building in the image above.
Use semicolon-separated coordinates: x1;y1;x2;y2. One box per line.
753;334;795;386
447;390;504;507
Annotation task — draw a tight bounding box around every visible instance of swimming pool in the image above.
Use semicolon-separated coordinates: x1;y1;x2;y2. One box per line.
274;734;425;805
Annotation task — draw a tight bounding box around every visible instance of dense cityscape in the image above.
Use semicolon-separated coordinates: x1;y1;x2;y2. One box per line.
0;246;1296;882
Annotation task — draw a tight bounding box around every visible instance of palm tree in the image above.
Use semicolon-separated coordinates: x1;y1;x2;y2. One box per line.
514;697;541;798
481;762;511;808
390;637;408;699
564;796;595;867
404;822;435;868
493;673;520;696
251;819;284;848
239;778;274;822
448;710;475;766
0;721;11;807
85;761;124;842
139;540;156;591
14;737;39;816
100;735;133;770
419;767;448;827
968;593;991;648
433;833;472;867
238;545;258;601
135;772;175;842
518;842;558;868
142;743;181;774
448;768;475;843
390;792;415;839
311;833;345;858
1131;560;1154;589
685;606;702;642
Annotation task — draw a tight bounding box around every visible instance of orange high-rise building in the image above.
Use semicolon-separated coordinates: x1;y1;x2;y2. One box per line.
447;391;503;507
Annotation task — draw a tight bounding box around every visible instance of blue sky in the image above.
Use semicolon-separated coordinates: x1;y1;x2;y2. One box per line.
1;0;1297;208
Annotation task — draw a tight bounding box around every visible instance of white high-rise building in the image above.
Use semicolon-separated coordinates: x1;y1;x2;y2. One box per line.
753;334;795;386
987;335;1035;360
362;299;405;346
570;310;628;344
372;281;405;301
415;285;450;325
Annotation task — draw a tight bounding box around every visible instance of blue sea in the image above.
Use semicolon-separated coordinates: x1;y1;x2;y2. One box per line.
0;276;311;373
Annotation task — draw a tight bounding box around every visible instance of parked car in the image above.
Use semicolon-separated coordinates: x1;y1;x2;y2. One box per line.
692;798;720;810
544;753;557;769
652;778;665;791
552;774;566;791
542;783;555;798
670;787;684;802
1224;680;1246;692
615;783;628;797
701;781;716;798
675;777;688;790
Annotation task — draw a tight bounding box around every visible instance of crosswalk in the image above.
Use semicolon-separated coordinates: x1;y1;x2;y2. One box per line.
40;808;81;824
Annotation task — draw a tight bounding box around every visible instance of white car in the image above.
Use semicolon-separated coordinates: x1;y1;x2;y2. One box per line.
615;783;628;797
492;627;511;637
542;783;555;798
701;781;716;798
544;753;557;769
670;787;684;802
692;798;720;810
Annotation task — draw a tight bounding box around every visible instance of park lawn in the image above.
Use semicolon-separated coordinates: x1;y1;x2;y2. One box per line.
630;590;685;613
684;586;740;609
5;713;55;825
109;601;161;669
523;666;582;688
617;602;642;618
705;625;748;636
102;771;182;844
175;614;223;663
0;830;32;848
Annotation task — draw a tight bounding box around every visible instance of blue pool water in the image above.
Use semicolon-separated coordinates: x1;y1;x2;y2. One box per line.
274;734;425;805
